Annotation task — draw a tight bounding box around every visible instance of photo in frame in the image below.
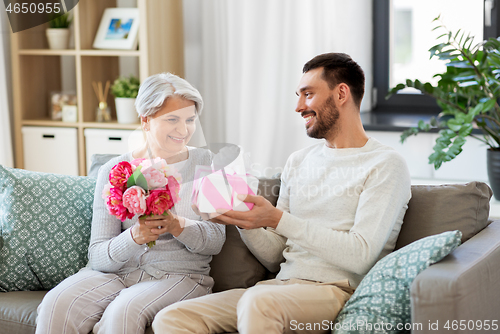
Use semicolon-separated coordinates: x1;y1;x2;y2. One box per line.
93;8;140;50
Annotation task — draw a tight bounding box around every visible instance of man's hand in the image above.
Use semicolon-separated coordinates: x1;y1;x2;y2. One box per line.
210;194;283;230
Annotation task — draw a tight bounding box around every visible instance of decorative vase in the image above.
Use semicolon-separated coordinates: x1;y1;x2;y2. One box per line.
487;148;500;201
96;102;111;123
115;98;138;124
46;28;70;50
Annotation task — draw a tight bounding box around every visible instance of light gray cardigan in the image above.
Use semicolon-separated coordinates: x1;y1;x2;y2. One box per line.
88;148;225;279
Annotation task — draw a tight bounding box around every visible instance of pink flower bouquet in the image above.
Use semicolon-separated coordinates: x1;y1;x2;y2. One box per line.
102;157;182;248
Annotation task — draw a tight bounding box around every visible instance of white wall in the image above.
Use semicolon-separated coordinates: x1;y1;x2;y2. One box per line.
182;0;203;91
367;131;488;183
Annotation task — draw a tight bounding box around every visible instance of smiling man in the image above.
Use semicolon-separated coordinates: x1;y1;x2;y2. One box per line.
152;53;411;334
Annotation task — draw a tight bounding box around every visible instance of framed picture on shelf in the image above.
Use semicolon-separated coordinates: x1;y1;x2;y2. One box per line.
50;92;77;121
93;8;140;50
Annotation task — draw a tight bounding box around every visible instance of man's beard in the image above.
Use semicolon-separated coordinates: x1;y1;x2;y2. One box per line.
307;96;339;139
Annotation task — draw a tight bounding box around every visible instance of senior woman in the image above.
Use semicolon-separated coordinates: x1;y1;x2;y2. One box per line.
36;73;225;334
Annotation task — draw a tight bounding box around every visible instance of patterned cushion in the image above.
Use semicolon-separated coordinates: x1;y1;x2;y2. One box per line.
0;166;96;292
334;230;462;334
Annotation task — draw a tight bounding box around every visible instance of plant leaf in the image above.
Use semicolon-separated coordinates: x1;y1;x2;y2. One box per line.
400;127;419;143
135;172;149;191
452;74;477;81
127;173;136;188
458;81;479;87
127;168;145;189
482;98;497;112
446;61;473;68
459;123;473;136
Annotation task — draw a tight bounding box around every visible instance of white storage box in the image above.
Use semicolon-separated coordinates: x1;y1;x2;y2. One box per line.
84;128;144;173
22;126;79;176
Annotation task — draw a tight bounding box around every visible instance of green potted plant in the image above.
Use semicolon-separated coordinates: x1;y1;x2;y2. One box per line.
111;75;140;124
46;13;72;50
388;16;500;199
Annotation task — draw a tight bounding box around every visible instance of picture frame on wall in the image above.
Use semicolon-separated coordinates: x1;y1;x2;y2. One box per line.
93;8;140;50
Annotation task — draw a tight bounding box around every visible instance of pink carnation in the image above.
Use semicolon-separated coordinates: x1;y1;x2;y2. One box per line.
109;161;133;190
106;186;134;222
154;158;182;185
132;158;182;186
131;158;145;166
122;186;147;215
139;158;156;170
101;183;112;199
167;176;181;204
145;188;174;216
142;166;168;189
130;158;145;171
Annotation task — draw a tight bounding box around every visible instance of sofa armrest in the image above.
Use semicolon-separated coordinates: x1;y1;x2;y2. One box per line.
410;220;500;333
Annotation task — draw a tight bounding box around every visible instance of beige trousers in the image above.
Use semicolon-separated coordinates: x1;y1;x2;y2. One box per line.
152;278;354;334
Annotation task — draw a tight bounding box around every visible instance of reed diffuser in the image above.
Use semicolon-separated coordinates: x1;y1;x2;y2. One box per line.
93;81;111;122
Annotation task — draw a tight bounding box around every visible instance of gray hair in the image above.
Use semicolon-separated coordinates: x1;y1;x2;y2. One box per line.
135;73;203;117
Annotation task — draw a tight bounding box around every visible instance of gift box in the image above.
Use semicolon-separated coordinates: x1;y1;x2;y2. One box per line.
192;145;259;214
192;167;259;214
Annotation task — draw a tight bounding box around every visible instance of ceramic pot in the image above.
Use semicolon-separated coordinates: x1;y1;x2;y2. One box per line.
115;98;138;124
46;28;70;50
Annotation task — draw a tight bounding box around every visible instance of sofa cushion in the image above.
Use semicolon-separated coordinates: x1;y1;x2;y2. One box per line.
396;182;492;250
209;176;280;292
0;290;47;333
0;290;155;334
210;225;267;292
256;175;281;206
0;166;96;292
87;154;119;178
334;230;462;334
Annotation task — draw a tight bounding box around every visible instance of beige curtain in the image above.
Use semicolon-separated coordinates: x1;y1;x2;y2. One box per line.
0;9;13;167
184;0;373;175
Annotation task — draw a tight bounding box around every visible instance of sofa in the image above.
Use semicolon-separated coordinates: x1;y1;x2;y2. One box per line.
1;154;500;334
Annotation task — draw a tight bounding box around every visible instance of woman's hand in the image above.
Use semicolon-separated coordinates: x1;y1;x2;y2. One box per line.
131;210;185;245
191;204;213;221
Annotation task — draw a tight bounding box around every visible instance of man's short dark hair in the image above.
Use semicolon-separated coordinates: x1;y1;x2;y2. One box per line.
303;53;365;108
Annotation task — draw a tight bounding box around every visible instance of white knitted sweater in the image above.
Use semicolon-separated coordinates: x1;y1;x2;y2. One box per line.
239;138;411;287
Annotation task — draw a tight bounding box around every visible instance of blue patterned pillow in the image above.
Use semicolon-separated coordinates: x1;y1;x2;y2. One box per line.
0;166;96;292
334;230;462;334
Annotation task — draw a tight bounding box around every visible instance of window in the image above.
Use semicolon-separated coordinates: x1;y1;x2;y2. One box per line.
373;0;499;113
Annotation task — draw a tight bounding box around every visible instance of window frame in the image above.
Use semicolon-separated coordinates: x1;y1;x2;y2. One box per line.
372;0;500;113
